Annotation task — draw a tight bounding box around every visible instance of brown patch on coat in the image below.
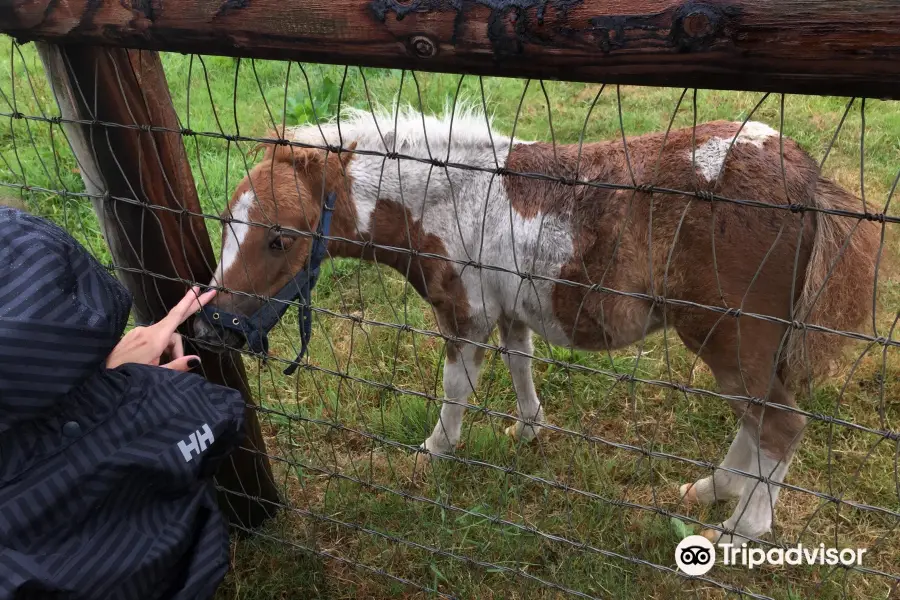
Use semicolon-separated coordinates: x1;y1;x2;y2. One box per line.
503;121;878;458
339;197;472;362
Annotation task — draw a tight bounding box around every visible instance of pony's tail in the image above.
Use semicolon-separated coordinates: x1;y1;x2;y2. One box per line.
783;178;880;387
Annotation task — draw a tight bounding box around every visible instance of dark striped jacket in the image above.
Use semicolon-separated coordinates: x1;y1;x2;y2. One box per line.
0;208;246;600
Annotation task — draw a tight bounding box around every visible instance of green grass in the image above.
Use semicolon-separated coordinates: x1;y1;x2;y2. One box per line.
2;39;899;600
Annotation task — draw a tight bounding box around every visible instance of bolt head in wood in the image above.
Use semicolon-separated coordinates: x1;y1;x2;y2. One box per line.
409;35;437;58
683;11;713;38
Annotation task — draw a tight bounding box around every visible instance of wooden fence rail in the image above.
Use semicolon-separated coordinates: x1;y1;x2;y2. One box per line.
3;1;900;98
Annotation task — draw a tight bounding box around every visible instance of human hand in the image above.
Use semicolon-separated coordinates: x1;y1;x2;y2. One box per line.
106;286;217;371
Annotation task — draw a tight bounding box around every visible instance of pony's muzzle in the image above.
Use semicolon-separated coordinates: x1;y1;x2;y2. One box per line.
192;310;247;353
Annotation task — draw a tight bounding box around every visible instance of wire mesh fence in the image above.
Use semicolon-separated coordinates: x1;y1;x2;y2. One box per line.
1;41;899;600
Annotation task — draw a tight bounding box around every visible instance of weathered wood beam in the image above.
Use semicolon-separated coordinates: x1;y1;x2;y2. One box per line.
4;1;900;98
36;43;280;529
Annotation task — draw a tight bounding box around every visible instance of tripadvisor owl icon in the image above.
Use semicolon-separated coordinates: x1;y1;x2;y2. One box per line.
675;535;716;576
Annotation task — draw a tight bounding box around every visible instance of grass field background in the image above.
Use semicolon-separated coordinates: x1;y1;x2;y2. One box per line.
2;41;899;600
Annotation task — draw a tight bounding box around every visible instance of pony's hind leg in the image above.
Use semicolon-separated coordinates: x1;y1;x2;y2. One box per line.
498;317;545;443
680;424;752;505
677;319;805;543
705;376;804;544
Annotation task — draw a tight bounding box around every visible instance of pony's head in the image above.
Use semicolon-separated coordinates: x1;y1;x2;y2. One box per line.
193;134;355;351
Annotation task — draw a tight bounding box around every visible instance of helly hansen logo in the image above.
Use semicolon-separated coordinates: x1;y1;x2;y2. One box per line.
177;424;215;462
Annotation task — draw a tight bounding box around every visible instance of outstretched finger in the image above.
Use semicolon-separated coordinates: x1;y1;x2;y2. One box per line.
160;286;217;332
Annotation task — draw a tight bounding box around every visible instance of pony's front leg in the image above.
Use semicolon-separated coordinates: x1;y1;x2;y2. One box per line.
421;341;486;456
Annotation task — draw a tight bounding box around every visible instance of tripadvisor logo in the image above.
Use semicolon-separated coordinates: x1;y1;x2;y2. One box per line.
675;535;868;575
675;535;716;576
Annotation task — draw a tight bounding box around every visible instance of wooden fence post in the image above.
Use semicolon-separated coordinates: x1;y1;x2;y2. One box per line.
35;43;280;529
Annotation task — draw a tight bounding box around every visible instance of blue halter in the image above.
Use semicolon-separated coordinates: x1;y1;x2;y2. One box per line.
200;191;336;376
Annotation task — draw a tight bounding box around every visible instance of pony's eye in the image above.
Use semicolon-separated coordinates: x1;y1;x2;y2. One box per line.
269;236;294;252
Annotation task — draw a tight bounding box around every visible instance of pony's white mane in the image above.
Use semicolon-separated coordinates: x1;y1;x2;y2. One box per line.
284;102;513;159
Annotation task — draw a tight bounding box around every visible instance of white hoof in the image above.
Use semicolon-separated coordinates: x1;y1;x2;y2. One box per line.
679;477;741;506
701;527;722;543
420;437;456;457
701;525;754;546
680;483;699;505
504;414;545;443
505;423;539;443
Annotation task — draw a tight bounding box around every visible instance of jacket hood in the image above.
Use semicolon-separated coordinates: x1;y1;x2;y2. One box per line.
0;207;131;431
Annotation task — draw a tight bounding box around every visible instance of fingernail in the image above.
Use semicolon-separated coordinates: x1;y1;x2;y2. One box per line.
188;358;201;370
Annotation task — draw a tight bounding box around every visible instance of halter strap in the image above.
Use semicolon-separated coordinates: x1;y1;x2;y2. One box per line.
200;191;337;375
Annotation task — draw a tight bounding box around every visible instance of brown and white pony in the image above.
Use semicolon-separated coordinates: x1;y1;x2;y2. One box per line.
194;107;879;544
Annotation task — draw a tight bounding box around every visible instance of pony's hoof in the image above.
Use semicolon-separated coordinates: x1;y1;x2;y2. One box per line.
701;528;721;543
505;422;541;443
680;483;699;505
418;439;456;458
701;526;751;546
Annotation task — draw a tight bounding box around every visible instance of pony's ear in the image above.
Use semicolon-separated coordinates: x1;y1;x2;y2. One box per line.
340;141;357;169
252;125;290;162
268;143;314;171
249;141;268;162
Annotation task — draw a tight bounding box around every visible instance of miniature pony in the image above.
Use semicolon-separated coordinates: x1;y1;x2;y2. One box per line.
194;106;878;543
